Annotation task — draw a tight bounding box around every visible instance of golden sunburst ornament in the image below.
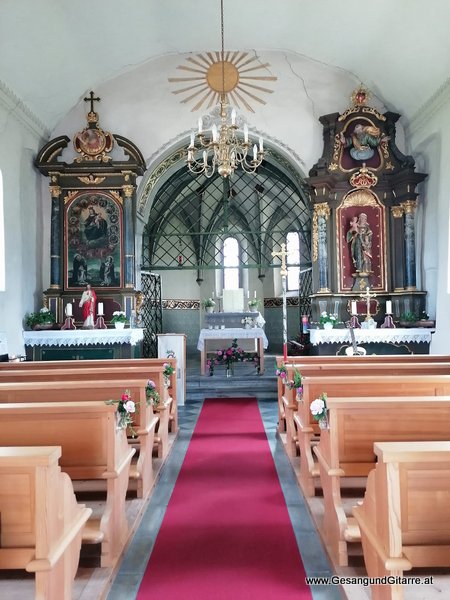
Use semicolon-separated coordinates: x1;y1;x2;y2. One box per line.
169;51;277;113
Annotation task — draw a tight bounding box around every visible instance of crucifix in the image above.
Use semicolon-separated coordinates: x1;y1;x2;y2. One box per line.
84;90;100;114
272;243;289;362
359;286;377;321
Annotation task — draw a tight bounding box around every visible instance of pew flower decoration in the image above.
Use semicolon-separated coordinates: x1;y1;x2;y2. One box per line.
275;363;287;380
145;379;160;407
105;390;138;437
286;368;303;397
310;392;329;429
111;310;128;324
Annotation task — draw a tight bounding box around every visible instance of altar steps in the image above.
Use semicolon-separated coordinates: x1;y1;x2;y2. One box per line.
185;354;278;403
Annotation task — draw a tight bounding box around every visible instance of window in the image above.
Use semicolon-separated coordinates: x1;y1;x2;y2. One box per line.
286;231;300;292
0;170;4;291
223;237;240;290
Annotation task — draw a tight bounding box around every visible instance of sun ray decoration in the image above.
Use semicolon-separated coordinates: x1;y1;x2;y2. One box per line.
168;51;277;113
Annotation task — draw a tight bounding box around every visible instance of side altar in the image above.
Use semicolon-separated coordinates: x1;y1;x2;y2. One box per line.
23;329;144;361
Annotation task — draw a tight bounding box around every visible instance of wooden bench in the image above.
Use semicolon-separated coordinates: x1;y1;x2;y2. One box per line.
0;378;159;499
312;396;450;567
0;359;178;434
0;401;135;568
0;446;92;600
293;373;450;497
353;441;450;600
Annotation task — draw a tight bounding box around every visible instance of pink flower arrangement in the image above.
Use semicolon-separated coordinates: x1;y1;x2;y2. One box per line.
105;390;138;436
207;338;260;375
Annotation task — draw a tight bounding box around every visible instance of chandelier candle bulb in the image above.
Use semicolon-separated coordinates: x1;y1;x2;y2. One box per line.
203;150;207;165
189;132;195;147
66;303;72;316
259;137;263;152
386;300;392;314
231;109;236;125
254;290;257;299
351;300;357;315
98;302;104;316
212;124;218;142
244;123;248;143
253;144;258;161
198;117;203;134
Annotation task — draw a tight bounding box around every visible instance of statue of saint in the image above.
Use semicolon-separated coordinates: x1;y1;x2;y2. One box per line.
340;124;389;161
347;213;373;274
79;283;97;328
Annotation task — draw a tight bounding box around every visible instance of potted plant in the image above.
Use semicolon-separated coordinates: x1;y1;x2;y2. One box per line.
319;311;337;330
111;310;128;329
202;298;216;313
399;311;418;328
24;307;56;330
248;298;260;311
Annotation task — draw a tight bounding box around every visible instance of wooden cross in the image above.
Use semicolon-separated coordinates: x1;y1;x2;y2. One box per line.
84;91;100;113
271;243;289;277
359;286;377;320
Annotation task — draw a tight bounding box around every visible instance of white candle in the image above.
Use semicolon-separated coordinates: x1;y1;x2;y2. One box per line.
259;137;263;152
66;303;72;316
231;108;236;125
189;131;195;147
98;302;104;316
253;144;257;161
212;124;218;142
198;117;203;134
254;291;257;299
244;123;248;143
351;301;357;315
386;300;392;314
247;290;250;299
203;150;207;165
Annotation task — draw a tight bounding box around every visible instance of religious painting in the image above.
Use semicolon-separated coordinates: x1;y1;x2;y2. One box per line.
336;189;387;293
65;191;122;289
338;117;388;172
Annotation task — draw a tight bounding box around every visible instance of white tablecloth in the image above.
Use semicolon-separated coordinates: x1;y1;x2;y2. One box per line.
309;327;434;346
23;328;144;347
197;328;268;351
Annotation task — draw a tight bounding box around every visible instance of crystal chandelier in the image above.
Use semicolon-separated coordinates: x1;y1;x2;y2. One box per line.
186;0;264;178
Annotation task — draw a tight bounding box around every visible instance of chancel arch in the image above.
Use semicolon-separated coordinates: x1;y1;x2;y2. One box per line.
137;141;312;353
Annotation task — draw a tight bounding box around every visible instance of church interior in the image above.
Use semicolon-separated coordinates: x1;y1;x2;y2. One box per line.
1;1;450;599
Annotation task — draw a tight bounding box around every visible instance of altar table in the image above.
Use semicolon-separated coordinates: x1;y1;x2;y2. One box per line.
309;327;434;355
23;328;144;361
197;327;268;375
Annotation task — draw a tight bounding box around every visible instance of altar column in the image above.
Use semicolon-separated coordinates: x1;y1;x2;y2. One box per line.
390;205;405;290
49;183;62;289
402;200;417;290
122;184;136;289
312;203;331;292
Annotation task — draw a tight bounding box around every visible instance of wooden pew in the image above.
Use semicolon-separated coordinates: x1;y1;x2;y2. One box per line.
353;441;450;600
275;355;450;437
0;379;159;500
312;396;450;567
0;401;135;568
0;361;178;434
293;373;450;497
0;446;92;600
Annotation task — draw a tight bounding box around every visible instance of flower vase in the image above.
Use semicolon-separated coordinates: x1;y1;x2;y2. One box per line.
205;306;214;313
323;322;333;330
318;413;329;429
163;375;170;388
114;322;125;330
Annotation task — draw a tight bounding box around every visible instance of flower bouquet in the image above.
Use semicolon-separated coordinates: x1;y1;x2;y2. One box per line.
25;307;56;330
105;390;138;436
111;310;128;324
319;311;337;329
286;368;303;397
310;392;328;429
248;298;260;311
145;379;160;407
207;338;260;376
275;363;287;380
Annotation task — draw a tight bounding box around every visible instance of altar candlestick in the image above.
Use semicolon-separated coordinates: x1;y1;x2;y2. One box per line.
98;302;104;316
351;301;357;315
386;300;392;314
66;303;72;316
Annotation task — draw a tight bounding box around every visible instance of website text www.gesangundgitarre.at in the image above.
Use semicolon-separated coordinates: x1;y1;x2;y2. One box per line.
305;575;434;587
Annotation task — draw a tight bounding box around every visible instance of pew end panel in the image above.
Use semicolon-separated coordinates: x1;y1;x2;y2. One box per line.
0;446;92;600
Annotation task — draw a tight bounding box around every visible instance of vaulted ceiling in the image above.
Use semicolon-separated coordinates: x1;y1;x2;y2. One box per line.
1;0;449;132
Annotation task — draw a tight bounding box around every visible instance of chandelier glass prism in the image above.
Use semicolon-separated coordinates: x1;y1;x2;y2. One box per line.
186;0;264;178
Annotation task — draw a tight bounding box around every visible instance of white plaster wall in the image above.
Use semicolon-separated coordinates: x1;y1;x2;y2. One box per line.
409;98;450;353
0;103;45;355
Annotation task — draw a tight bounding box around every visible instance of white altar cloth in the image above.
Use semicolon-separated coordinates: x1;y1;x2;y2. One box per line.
197;327;268;351
23;328;144;347
309;327;434;346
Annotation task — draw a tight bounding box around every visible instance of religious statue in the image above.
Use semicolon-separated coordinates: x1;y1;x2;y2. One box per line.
79;283;97;328
347;213;373;274
340;124;389;161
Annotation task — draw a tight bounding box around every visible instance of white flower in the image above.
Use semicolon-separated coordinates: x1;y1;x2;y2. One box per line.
321;311;327;317
113;310;125;316
40;307;50;313
310;398;325;416
124;400;136;413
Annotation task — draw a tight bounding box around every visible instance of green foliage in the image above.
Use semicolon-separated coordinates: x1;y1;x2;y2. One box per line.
25;307;56;329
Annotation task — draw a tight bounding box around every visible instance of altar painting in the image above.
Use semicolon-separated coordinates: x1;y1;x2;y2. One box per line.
65;192;122;289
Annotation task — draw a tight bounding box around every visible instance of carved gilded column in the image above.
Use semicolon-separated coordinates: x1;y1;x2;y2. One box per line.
49;183;62;289
390;205;405;291
401;200;417;290
312;202;331;292
122;184;136;288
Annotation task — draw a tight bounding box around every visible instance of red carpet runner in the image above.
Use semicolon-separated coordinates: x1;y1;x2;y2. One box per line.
137;398;312;599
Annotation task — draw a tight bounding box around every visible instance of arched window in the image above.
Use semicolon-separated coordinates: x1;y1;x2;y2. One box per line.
223;237;240;290
0;170;4;291
286;231;300;292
